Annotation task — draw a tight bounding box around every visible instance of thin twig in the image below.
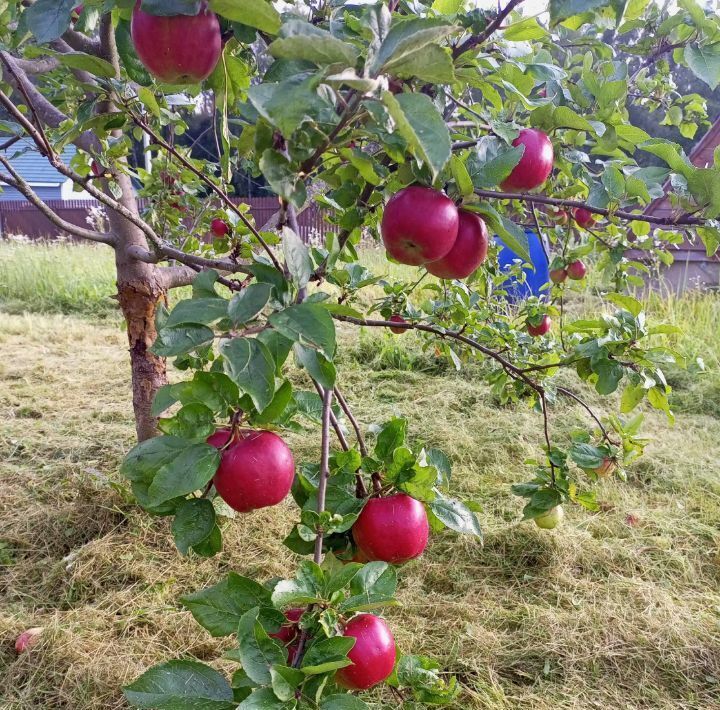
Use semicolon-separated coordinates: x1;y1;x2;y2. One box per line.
333;387;367;457
314;387;334;564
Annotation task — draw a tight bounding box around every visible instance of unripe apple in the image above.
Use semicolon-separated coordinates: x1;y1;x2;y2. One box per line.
500;128;554;192
211;218;229;237
550;208;568;225
573;207;596;228
594;457;617;478
352;494;429;564
527;315;551;337
549;268;567;284
208;429;295;513
381;186;459;266
131;2;222;84
336;614;396;690
567;260;587;280
426;210;488;280
534;505;564;529
388;314;407;335
15;627;43;654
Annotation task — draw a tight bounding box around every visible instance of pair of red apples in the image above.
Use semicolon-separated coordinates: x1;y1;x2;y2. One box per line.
272;611;397;690
381;129;554;277
209;430;431;565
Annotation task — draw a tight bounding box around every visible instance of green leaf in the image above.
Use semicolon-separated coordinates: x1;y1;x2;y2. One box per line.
57;52;117;78
210;0;281;34
504;17;547;40
339;562;398;612
159;403;216;441
620;383;645;413
258;330;295;373
124;660;235;709
172;498;217;555
385;44;455;84
698;226;720;256
430;495;482;537
193;270;221;298
282;228;312;289
606;293;642;317
259;149;307;209
26;0;75;44
569;442;606;469
549;0;613;24
151;325;215;357
383;92;451;181
468;141;525;188
639;139;695;179
269;21;359;66
180;573;274;637
165;298;229;328
228;283;273;326
684;43;720;90
271;562;324;608
371;18;456;74
269;304;336;359
294;346;336;389
121;437;220;508
449;155;473;197
153;372;239;417
238;687;295;709
270;665;305;702
375;418;407;462
221;337;276;412
593;358;624;395
467;203;531;264
301;636;355;675
522;488;562;520
395;655;459;704
237;608;287;685
138;86;162;118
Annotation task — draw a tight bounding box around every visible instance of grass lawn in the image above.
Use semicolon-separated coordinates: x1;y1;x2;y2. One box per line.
1;242;719;709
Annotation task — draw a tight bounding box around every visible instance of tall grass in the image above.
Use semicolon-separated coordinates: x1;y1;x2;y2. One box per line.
0;240;118;318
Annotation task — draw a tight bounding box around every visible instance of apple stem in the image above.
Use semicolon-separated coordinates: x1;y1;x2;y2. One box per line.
371;473;383;494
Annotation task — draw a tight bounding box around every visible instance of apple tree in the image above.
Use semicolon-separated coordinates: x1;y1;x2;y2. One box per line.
1;0;719;706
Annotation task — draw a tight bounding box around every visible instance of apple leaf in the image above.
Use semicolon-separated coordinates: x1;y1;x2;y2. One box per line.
269;21;359;66
429;495;482;537
209;0;281;34
395;655;460;704
259;149;308;209
300;636;355;675
282;227;313;289
549;0;613;24
25;0;76;44
151;324;215;357
569;442;607;469
384;44;455;83
164;298;229;327
123;660;236;709
228;283;273;326
172;498;217;555
684;43;720;91
294;346;337;390
238;686;295;709
269;304;336;359
382;92;451;181
237;609;287;685
320;695;370;709
221;337;276;412
375;417;407;462
159;403;216;441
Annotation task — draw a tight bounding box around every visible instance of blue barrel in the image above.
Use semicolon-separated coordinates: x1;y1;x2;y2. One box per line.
495;229;550;301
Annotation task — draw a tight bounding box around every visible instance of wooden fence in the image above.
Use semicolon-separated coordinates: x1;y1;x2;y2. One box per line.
0;196;335;243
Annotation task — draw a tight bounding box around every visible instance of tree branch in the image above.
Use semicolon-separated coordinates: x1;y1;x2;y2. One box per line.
314;387;334;564
453;0;527;58
333;387;368;458
473;189;705;227
0;159;114;245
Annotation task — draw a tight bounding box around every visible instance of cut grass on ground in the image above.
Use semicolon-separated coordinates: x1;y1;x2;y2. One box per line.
1;309;719;709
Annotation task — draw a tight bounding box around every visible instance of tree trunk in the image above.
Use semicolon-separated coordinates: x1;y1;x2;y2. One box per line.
109;174;168;442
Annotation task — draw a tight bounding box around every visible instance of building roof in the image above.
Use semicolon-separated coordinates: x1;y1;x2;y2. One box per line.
1;138;77;187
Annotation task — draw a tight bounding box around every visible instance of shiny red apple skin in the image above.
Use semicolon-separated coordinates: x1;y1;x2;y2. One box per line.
527;315;552;337
381;186;459;266
500;129;554;192
549;268;567;284
131;2;222;84
426;210;489;279
211;219;229;237
567;260;587;280
208;429;295;513
352;494;429;564
389;314;407;335
573;207;596;228
336;614;396;690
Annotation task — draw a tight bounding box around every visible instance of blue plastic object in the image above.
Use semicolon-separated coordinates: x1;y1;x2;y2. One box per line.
495;229;550;301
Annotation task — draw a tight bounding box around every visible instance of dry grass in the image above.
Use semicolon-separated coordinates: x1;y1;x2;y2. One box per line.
1;310;719;709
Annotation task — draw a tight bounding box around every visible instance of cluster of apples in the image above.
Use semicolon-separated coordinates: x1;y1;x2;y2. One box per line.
131;2;222;84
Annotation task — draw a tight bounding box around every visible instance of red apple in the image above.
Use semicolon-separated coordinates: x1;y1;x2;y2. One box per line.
352;494;429;564
336;614;396;691
527;315;551;337
381;186;459;266
388;314;407;335
573;207;596;228
208;429;295;513
131;2;222;84
534;505;563;529
567;260;587;280
271;609;303;662
15;627;43;654
500;128;554;192
426;210;489;280
550;208;568;225
549;268;567;284
211;218;229;237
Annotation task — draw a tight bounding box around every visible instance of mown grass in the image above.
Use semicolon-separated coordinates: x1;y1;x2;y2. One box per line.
1;243;719;709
